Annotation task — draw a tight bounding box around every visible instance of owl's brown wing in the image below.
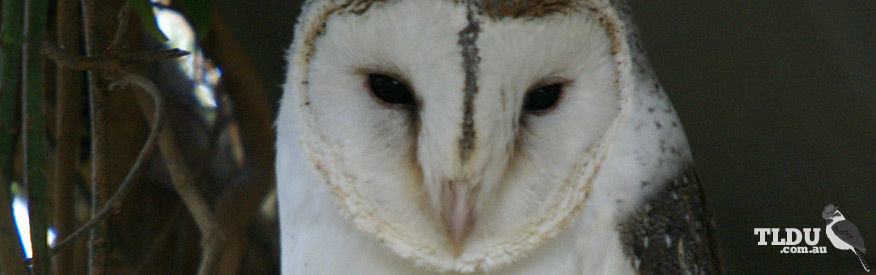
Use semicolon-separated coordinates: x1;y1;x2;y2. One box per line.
618;165;723;274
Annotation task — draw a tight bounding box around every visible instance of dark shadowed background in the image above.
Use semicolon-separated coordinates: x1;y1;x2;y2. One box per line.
216;1;875;274
629;2;876;274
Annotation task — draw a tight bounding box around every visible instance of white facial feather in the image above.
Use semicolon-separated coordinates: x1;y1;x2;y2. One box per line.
469;12;620;245
278;0;692;273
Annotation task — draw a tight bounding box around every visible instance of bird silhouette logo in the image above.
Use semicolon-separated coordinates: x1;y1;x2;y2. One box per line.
823;204;870;272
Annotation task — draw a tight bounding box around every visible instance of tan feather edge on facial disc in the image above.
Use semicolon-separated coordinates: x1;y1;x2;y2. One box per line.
287;0;635;272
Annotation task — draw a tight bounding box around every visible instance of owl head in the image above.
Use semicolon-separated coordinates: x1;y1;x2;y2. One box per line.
277;0;691;272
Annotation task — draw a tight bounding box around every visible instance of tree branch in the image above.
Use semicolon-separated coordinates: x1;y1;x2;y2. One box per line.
43;42;181;255
53;0;84;272
22;0;52;273
79;0;111;272
0;0;29;272
134;92;225;275
48;72;165;255
41;42;187;74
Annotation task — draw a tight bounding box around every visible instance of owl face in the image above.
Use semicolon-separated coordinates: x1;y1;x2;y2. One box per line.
282;0;632;271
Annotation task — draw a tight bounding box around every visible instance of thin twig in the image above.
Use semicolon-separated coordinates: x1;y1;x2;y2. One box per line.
79;0;113;273
123;2;224;271
47;2;191;271
47;71;165;254
42;29;190;253
133;91;225;275
119;48;189;65
43;43;173;254
41;42;188;75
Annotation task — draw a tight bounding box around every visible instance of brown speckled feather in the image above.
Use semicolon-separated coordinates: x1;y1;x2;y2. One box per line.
474;0;580;18
618;166;723;274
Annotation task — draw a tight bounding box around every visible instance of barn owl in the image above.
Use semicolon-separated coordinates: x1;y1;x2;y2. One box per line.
276;0;721;274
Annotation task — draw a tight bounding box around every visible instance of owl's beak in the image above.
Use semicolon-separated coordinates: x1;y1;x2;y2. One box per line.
443;180;477;246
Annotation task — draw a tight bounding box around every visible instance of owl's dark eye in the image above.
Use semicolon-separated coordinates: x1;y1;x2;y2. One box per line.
367;74;415;106
523;84;563;113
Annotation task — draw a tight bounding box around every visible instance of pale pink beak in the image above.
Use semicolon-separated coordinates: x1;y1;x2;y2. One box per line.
443;181;477;245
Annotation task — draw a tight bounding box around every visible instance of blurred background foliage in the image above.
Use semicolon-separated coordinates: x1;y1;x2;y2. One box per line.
0;0;873;274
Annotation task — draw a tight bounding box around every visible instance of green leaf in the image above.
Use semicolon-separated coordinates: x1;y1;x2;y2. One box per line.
178;0;214;41
128;0;168;41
